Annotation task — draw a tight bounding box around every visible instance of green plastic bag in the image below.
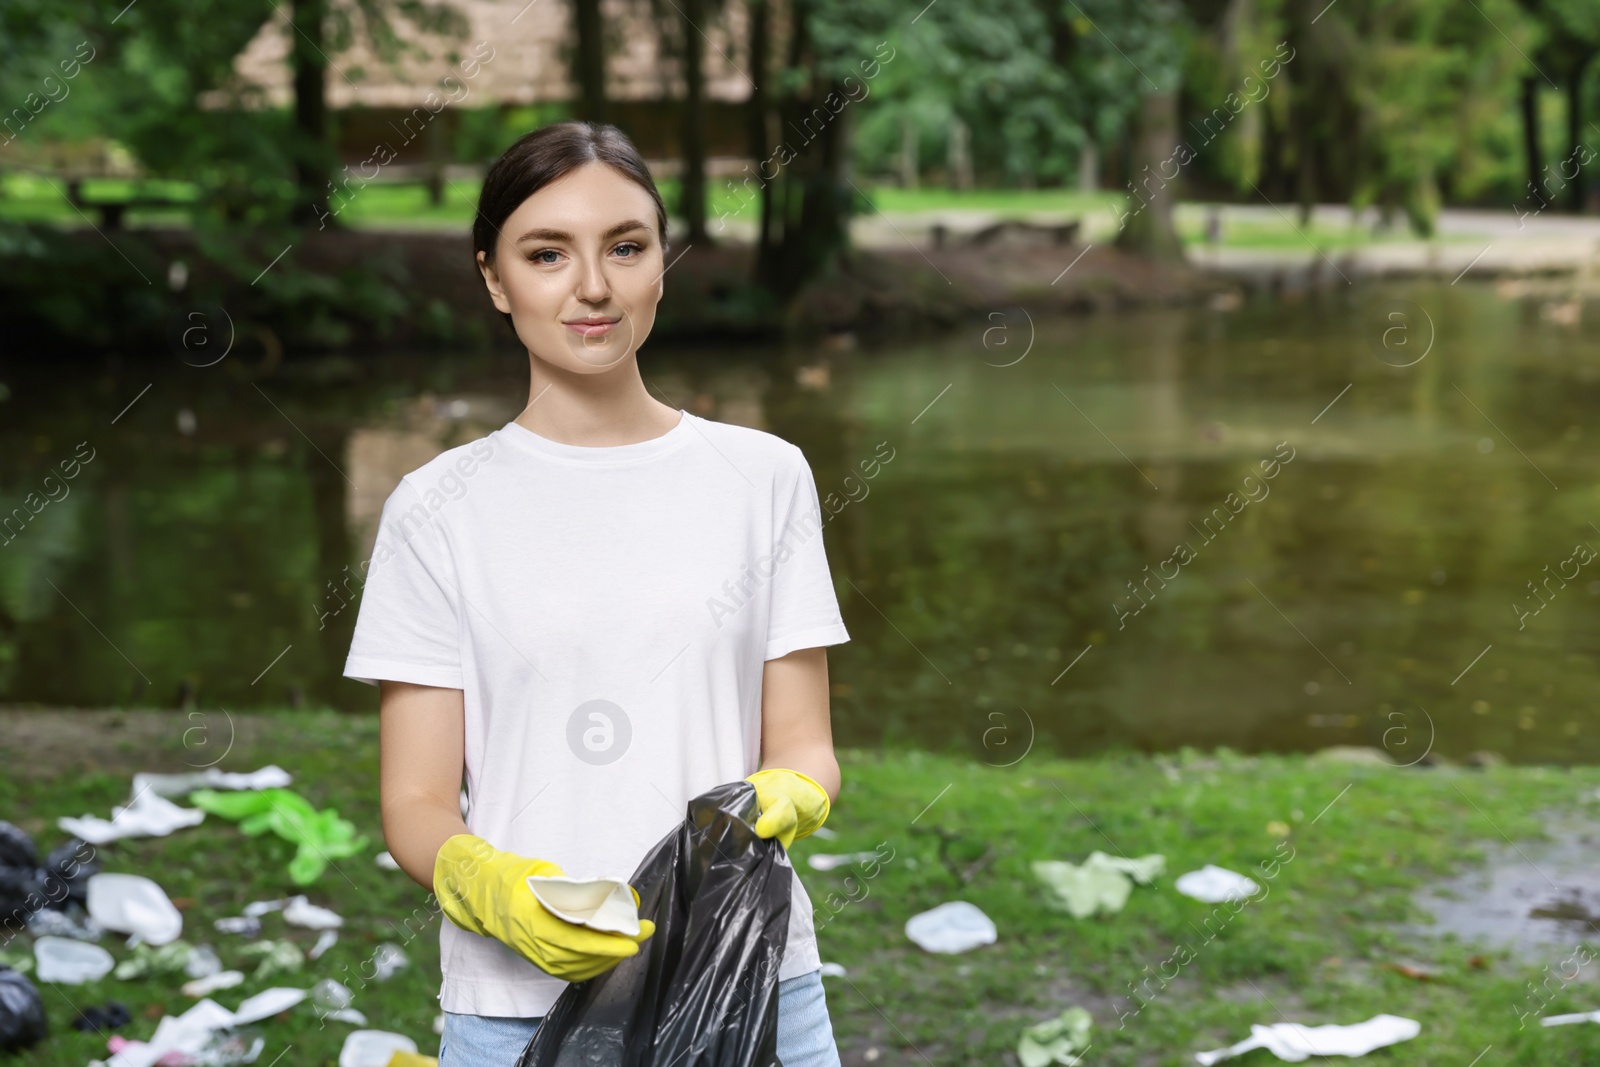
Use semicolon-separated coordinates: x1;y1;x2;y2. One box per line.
190;788;369;886
1018;1006;1092;1067
1031;851;1165;919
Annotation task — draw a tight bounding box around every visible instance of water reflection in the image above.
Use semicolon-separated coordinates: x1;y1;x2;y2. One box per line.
2;280;1596;764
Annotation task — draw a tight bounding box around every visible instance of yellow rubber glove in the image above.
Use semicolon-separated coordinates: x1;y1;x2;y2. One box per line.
432;834;654;983
745;768;832;850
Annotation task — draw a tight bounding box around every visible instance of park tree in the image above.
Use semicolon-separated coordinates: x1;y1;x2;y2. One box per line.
1515;0;1600;213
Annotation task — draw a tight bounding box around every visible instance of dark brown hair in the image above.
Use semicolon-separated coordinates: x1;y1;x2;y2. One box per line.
473;121;668;333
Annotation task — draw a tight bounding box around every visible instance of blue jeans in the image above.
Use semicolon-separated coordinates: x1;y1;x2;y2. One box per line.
439;967;841;1067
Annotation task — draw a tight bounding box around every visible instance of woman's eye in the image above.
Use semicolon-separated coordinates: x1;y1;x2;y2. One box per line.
530;249;562;265
613;242;643;258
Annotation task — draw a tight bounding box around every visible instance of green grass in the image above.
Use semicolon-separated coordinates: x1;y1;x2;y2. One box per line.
4;712;1597;1064
0;172;1472;251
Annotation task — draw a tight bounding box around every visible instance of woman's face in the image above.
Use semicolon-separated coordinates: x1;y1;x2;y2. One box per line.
477;161;665;372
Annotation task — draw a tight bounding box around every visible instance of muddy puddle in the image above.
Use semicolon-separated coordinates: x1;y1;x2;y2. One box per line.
1408;803;1600;970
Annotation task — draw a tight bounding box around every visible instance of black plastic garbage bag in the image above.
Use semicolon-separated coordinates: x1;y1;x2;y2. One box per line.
42;837;101;908
0;820;100;928
517;780;792;1067
0;965;47;1052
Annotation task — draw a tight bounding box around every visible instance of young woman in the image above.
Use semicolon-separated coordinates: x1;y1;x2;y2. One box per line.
342;121;850;1066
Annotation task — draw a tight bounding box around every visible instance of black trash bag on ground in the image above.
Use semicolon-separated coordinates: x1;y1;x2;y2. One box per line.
0;965;47;1052
518;780;792;1067
71;999;131;1033
0;821;99;927
0;822;41;921
42;837;101;909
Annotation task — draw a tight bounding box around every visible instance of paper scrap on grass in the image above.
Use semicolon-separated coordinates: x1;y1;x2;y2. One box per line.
131;765;292;799
100;988;308;1067
1018;1006;1092;1067
1194;1014;1421;1064
807;851;884;871
904;900;997;954
59;791;204;845
1175;865;1261;904
1033;852;1165;918
87;873;185;947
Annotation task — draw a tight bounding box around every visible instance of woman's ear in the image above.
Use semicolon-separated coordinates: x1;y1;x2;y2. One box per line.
477;250;512;315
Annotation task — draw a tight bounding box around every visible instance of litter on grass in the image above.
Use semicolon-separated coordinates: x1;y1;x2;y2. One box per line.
1193;1014;1421;1064
25;906;104;940
338;1029;417;1067
0;965;47;1052
33;936;114;984
1032;852;1165;919
114;941;201;981
1;821;101;920
819;962;847;977
87;873;184;947
283;896;343;930
309;930;339;960
375;851;401;871
131;766;292;799
238;939;304;980
212;916;261;937
371;943;408;980
96;988;307;1067
182;971;245;998
58;791;205;846
806;852;883;871
71;1000;131;1033
1175;865;1261;904
1018;1006;1092;1067
1543;1009;1600;1026
189;788;369;886
904;901;997;954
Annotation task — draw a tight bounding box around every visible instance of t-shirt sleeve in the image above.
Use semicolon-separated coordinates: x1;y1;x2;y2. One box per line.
343;476;465;689
764;450;851;662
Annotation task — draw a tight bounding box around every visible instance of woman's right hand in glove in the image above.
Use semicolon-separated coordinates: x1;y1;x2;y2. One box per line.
432;833;654;982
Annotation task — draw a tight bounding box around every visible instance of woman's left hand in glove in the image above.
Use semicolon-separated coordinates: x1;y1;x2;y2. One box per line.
745;768;831;850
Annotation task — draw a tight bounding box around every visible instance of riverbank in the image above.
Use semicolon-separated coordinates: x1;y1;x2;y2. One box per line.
3;709;1598;1065
0;222;1230;357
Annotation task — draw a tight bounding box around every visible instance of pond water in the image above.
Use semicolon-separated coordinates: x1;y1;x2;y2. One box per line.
2;279;1597;763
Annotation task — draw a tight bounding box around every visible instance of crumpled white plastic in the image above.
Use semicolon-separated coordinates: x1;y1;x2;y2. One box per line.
131;765;292;799
86;873;184;947
103;988;308;1067
1175;865;1262;904
58;790;205;845
1194;1014;1421;1064
904;900;997;954
33;936;114;983
283;895;344;930
807;851;883;871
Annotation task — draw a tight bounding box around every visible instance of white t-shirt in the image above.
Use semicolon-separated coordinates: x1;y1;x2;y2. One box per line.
342;409;850;1017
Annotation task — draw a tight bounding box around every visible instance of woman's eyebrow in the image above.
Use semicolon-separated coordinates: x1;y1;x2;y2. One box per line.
514;220;652;244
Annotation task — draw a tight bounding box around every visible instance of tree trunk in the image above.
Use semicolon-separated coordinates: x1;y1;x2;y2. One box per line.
1521;74;1543;206
900;116;919;189
747;0;773;258
948;117;972;190
679;0;709;243
290;0;330;227
1078;139;1097;192
573;0;606;124
1114;91;1185;262
1568;58;1590;214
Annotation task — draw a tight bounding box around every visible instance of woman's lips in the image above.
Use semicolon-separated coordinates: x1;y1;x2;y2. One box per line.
564;319;619;337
